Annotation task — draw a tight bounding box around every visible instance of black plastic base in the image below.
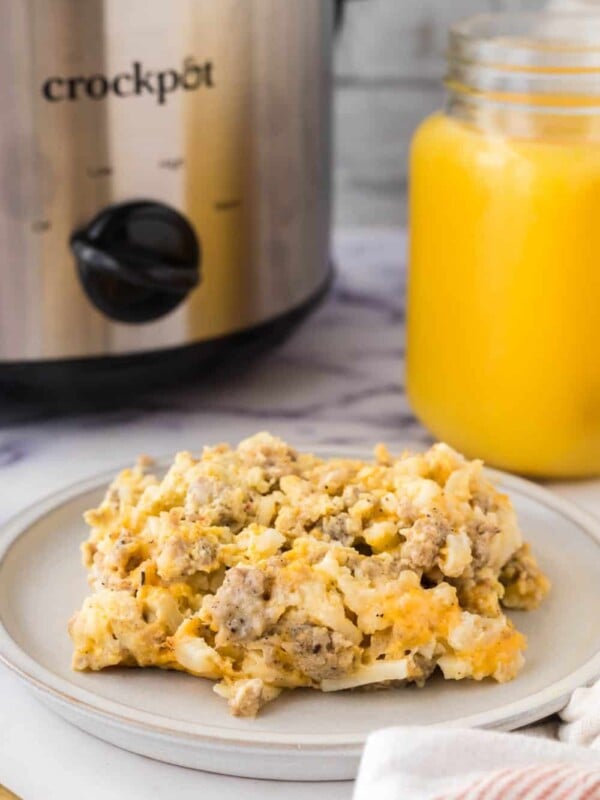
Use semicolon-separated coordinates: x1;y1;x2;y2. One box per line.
0;274;332;417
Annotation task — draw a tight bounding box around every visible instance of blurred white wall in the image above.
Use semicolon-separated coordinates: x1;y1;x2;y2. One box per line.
333;0;548;226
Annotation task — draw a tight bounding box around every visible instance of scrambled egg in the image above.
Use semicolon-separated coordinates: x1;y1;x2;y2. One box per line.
69;433;550;716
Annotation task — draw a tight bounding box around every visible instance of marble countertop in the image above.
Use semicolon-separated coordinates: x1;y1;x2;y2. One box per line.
1;229;598;800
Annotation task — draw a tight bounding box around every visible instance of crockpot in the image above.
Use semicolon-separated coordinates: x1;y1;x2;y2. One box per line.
0;0;344;398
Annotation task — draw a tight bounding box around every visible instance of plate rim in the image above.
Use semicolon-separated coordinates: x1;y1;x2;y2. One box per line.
1;450;600;751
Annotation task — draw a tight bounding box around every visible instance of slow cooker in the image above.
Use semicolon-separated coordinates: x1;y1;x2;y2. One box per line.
0;0;343;398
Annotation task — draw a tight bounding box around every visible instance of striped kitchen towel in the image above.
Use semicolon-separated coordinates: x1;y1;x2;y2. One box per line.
354;728;600;800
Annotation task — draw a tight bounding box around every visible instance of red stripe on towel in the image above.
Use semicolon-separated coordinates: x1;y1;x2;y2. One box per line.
439;763;600;800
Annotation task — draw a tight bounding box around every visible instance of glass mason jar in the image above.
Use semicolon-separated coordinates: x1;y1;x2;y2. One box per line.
407;12;600;478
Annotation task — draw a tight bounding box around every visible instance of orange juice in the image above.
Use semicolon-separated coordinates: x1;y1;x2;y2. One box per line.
407;13;600;477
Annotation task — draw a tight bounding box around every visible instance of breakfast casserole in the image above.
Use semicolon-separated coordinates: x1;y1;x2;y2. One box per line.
69;433;550;716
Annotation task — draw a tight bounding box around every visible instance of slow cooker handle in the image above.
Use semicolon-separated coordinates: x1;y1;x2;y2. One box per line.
335;0;366;31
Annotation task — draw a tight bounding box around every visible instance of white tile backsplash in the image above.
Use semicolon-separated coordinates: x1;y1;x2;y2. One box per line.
333;0;547;225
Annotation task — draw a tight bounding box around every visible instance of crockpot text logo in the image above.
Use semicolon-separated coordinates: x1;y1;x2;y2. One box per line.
41;58;214;105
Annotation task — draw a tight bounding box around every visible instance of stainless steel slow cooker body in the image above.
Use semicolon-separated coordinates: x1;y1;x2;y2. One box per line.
0;0;333;364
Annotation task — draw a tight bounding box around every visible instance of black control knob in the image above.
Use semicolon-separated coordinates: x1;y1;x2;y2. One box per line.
71;200;201;324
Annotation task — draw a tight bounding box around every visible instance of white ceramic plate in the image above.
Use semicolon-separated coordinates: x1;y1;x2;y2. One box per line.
1;456;600;781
